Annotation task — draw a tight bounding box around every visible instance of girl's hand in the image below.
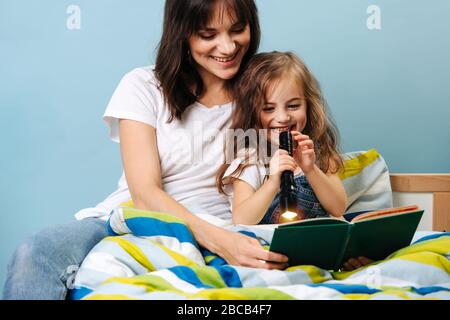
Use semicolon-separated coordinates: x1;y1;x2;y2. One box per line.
342;256;374;271
292;131;316;174
267;149;297;189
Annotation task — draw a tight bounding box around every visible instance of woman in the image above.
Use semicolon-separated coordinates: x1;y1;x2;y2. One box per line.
3;0;288;300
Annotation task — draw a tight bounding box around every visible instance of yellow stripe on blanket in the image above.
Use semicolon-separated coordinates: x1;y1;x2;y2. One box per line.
388;236;450;259
91;276;294;300
339;148;380;180
388;236;450;272
331;266;360;280
105;237;155;271
148;240;198;267
286;265;331;283
397;252;450;274
99;274;253;300
103;274;179;292
192;288;295;300
121;207;188;225
342;290;438;300
204;256;216;264
84;294;139;300
119;199;135;208
188;266;227;288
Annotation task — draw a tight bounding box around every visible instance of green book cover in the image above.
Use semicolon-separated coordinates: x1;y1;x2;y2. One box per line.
269;207;424;271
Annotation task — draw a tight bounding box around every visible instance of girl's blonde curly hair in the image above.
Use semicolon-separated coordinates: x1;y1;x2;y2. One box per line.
217;51;344;194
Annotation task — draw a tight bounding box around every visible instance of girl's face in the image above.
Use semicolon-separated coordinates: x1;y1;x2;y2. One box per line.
260;76;307;145
188;5;251;86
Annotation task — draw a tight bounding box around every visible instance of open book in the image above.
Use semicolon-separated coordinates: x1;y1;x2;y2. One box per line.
269;205;423;271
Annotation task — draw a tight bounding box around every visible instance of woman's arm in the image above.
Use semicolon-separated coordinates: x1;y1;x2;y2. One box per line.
119;119;197;219
119;119;289;269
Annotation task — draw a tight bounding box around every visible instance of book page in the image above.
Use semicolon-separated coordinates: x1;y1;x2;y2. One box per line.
238;216;349;230
351;205;419;223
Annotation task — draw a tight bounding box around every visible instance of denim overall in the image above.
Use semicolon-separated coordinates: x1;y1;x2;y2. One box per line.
259;174;329;224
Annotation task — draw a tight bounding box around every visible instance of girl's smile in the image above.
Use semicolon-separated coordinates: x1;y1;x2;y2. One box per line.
260;75;307;145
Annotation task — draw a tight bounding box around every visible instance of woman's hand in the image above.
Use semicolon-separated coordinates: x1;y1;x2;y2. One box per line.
267;149;297;189
197;223;289;270
220;230;289;269
341;256;374;271
292;131;316;174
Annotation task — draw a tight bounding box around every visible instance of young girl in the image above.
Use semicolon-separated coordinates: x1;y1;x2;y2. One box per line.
217;51;347;225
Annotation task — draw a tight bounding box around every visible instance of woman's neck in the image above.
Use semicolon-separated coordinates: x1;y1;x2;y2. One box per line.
196;74;232;108
198;90;232;108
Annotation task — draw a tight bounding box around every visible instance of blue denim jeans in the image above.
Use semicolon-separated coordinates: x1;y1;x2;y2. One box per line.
260;174;329;224
2;218;108;300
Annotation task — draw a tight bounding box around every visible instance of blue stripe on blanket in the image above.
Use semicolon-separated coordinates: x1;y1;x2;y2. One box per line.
169;266;214;289
125;217;198;248
307;283;381;294
200;247;227;267
106;219;118;236
68;287;93;300
410;286;450;295
412;232;450;244
206;256;228;267
213;266;243;288
207;257;228;267
239;230;257;238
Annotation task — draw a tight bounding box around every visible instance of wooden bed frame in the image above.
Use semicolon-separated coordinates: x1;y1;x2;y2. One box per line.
390;174;450;232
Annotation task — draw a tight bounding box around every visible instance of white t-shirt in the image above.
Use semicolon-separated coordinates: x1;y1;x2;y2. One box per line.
223;158;268;192
222;155;268;210
75;66;233;223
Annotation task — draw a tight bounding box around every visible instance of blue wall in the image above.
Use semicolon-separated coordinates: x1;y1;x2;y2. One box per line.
1;0;449;294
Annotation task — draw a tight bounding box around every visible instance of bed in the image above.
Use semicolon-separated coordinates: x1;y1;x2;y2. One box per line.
69;154;450;300
390;174;450;232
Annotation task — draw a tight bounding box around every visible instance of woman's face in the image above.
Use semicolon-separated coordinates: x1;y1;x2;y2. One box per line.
188;6;251;85
260;76;308;146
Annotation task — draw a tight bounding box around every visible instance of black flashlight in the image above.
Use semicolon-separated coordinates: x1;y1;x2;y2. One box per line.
279;131;299;221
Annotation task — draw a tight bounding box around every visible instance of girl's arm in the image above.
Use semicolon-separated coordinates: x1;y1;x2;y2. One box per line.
304;166;347;217
231;179;278;225
119;119;289;269
232;149;297;225
292;131;347;217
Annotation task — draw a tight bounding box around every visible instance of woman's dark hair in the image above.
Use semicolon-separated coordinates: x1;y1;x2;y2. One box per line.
155;0;260;122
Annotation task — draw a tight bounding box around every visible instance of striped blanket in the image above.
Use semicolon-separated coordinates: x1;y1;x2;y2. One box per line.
70;207;450;300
